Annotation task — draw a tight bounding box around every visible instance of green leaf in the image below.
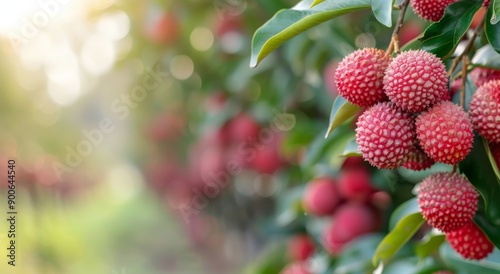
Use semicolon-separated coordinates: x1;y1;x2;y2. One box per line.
420;0;482;58
415;234;446;259
389;197;420;230
373;212;425;265
325;96;360;138
440;242;500;273
486;5;500;53
371;0;394;27
250;0;372;68
472;44;500;69
332;234;384;274
486;142;500;181
310;0;325;7
340;138;362;157
491;0;500;24
302;124;352;167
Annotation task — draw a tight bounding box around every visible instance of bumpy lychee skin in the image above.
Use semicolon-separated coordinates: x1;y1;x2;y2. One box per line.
417;172;478;232
416;101;474;165
356;102;414;169
335;48;391;107
402;145;435;171
303;177;341;216
446;222;494;260
469;80;500;143
471;68;500;88
410;0;457;22
383;50;449;112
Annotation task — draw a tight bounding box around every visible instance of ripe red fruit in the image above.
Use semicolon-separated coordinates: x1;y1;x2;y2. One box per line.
335;48;390;107
250;134;285;174
341;156;366;170
416;101;474;165
226;113;261;144
470;68;500;88
323;60;339;98
356;102;414;169
338;168;374;201
280;262;310;274
402;145;435;171
469;80;500;143
446;222;494;260
288;235;315;261
303;177;341;216
483;0;491;7
410;0;457;22
322;203;378;254
417;172;478;232
215;14;243;38
383;50;449;113
147;13;180;44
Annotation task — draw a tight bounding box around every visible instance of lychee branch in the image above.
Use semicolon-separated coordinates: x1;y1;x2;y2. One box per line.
387;0;411;56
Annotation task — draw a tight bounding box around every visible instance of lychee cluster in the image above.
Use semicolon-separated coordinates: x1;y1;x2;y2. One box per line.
417;172;493;259
409;0;457;22
334;49;473;169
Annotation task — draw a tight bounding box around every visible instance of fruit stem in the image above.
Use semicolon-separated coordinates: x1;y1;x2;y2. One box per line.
386;0;411;56
460;55;469;108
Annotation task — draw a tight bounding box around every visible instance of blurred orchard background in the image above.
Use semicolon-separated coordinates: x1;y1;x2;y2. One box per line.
0;0;464;273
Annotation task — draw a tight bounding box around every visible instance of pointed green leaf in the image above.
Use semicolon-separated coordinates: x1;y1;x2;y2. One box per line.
486;5;500;53
389;198;420;230
340;138;362;157
486;142;500;181
420;0;482;58
325;96;360;138
415;234;446;259
371;0;394;27
310;0;326;8
472;45;500;69
492;0;500;24
250;0;372;68
373;212;425;265
440;242;500;273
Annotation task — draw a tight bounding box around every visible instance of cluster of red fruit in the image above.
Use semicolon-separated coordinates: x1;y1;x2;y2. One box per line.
280;158;389;274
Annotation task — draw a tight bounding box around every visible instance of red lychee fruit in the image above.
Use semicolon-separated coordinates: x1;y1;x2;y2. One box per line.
226;113;261;144
483;0;491;7
416;101;474;165
490;142;500;170
399;20;422;46
356;102;414;169
335;48;391;107
369;191;392;211
323;60;339;98
341;156;366;170
470;68;500;88
303;177;341;216
446;222;494;260
402;145;435;171
469;80;500;143
322;203;378;254
417;172;478;232
250;133;285;174
280;262;310;274
410;0;457;22
338;168;374;201
147;13;180;44
383;50;449;113
288;235;315;261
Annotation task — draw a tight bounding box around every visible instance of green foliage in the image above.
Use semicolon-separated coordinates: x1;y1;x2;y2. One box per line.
325;96;360;138
486;4;500;53
371;0;395;27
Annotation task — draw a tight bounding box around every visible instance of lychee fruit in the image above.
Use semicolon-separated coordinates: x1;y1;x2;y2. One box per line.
341;156;366;170
416;101;474;165
303;177;341;216
402;145;435;171
469;80;500;143
338;168;374;201
226;113;261;144
450;78;462;98
410;0;457;22
383;50;449;113
417;172;478;232
356;102;414;169
470;67;500;88
280;262;310;274
335;48;391;107
288;235;315;261
446;222;494;260
483;0;491;7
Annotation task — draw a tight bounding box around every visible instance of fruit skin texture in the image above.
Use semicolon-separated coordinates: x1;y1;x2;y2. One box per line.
303;177;341;216
383;50;449;112
356;102;414;169
469;80;500;143
470;68;500;87
416;101;474;165
417;172;478;233
402;145;435;171
288;235;315;261
410;0;457;22
280;262;310;274
335;48;390;107
446;222;494;260
338;168;374;201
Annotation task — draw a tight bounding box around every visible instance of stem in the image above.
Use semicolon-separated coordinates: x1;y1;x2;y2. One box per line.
386;0;411;56
460;55;469;108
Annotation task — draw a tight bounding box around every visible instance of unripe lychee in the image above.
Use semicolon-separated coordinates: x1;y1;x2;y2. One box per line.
338;168;374;201
469;80;500;143
446;222;494;260
303;177;341;216
356;102;414;169
288;235;315;261
280;262;310;274
416;101;474;165
470;68;500;88
410;0;457;22
402;145;435;171
335;48;390;107
417;172;478;232
383;50;449;112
